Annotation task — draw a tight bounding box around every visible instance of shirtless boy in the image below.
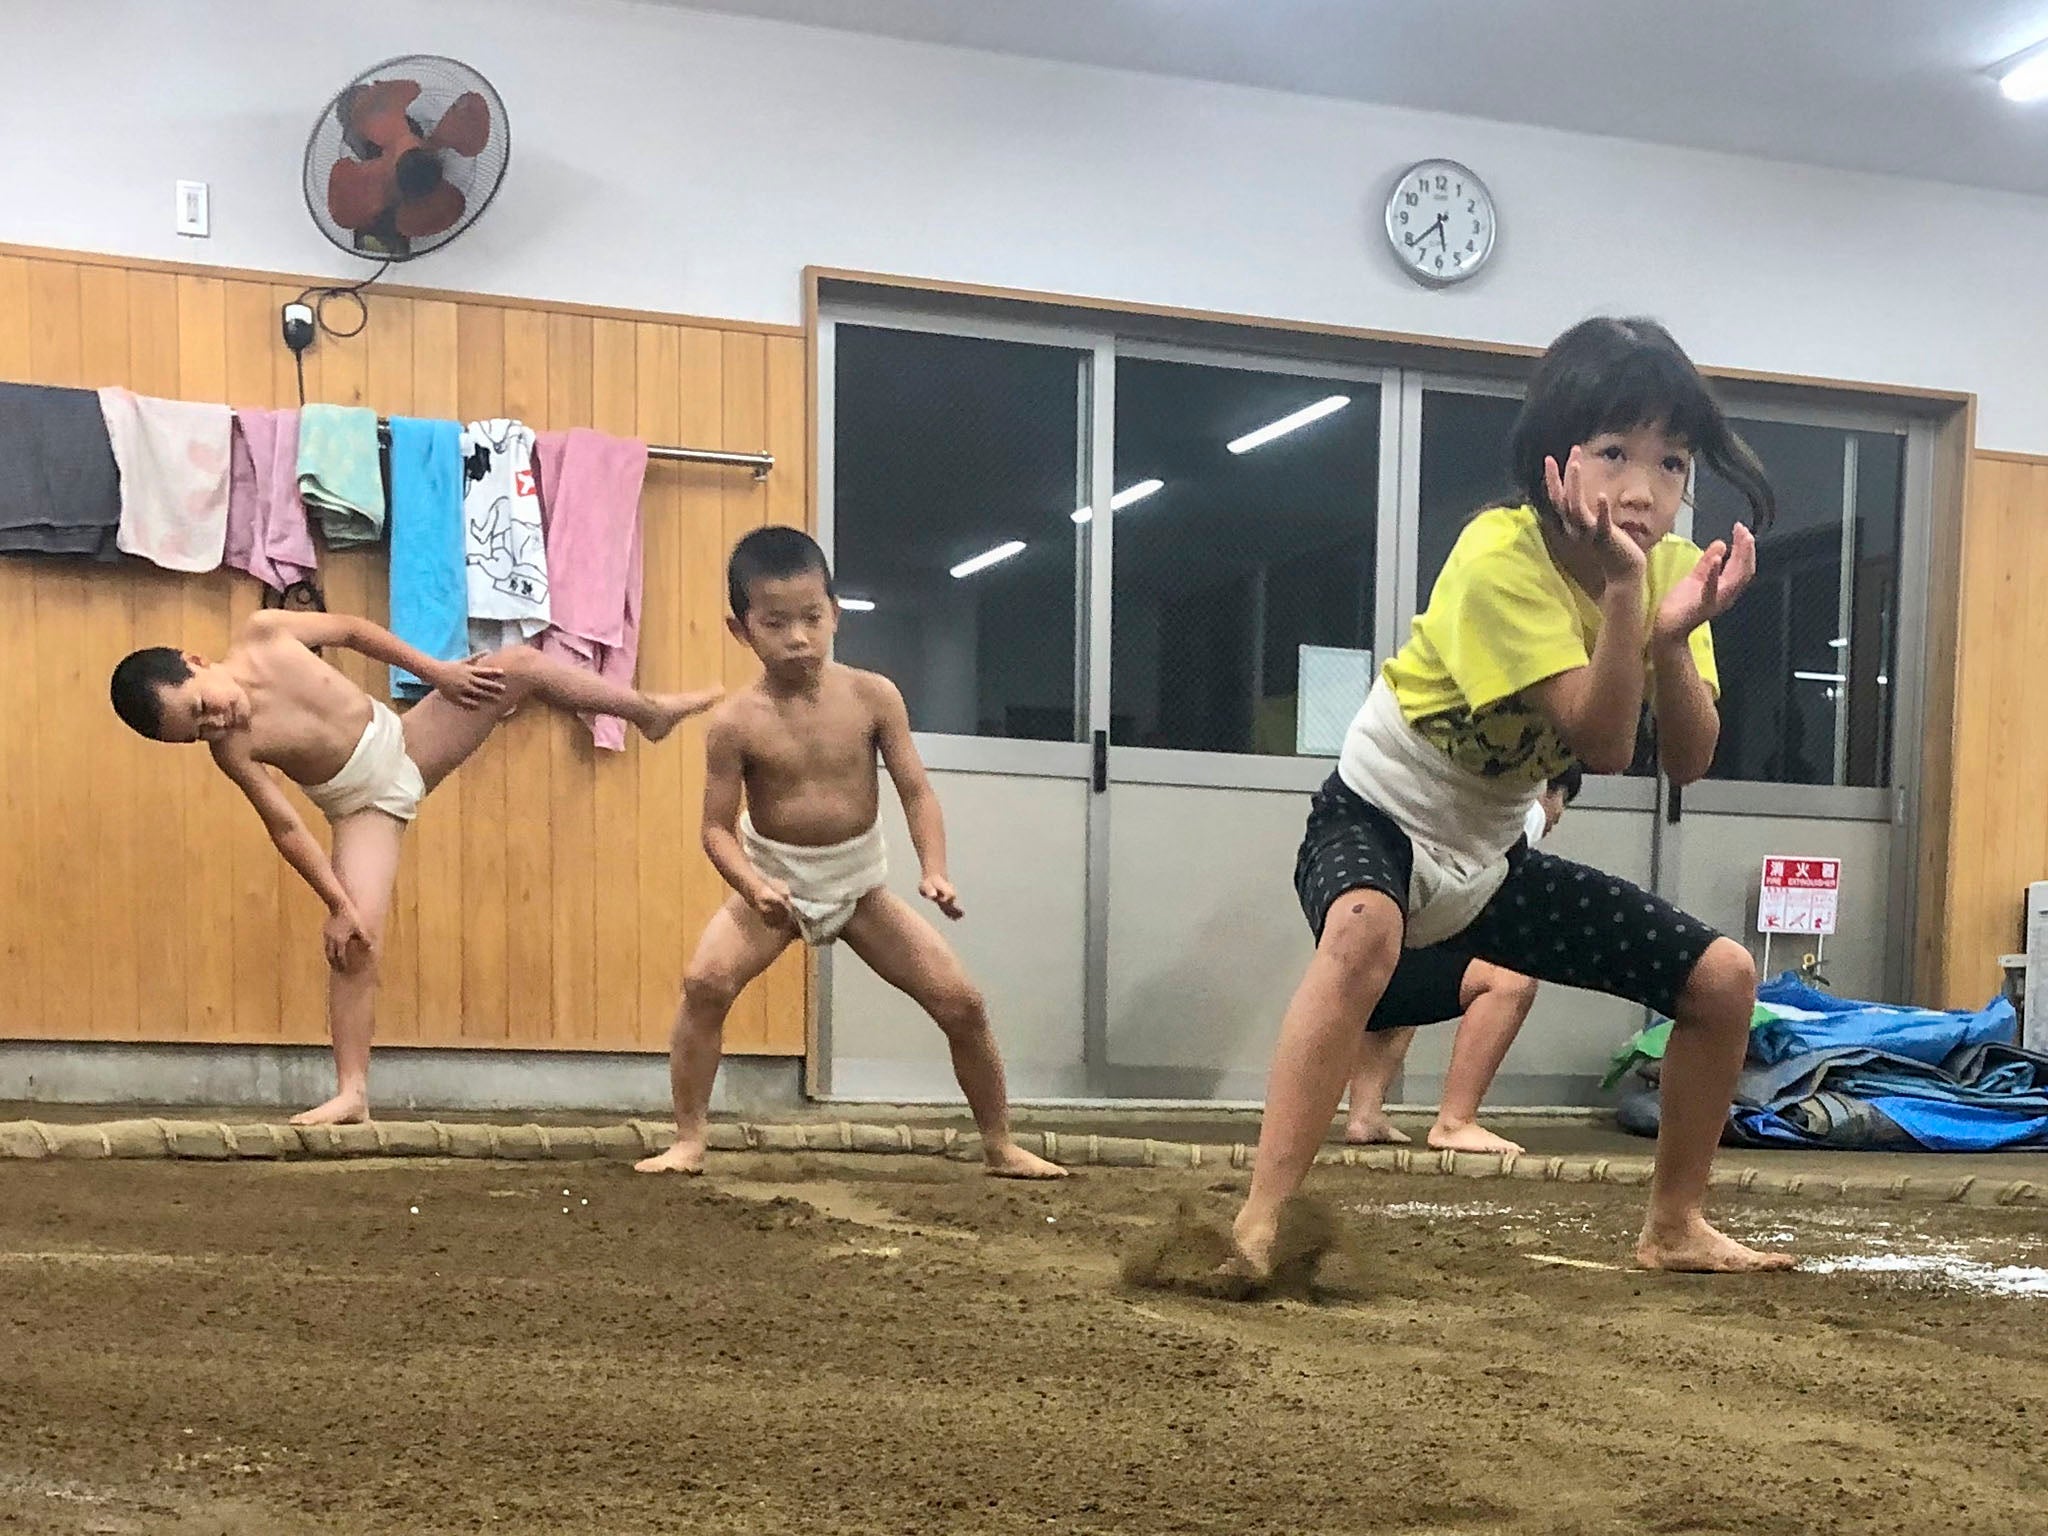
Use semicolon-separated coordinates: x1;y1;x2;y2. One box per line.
634;528;1064;1179
108;611;718;1124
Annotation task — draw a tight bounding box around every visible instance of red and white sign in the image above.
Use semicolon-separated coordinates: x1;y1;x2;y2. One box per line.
1758;857;1839;935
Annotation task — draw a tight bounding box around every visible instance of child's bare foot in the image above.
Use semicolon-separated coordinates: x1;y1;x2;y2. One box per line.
639;689;723;743
290;1091;368;1127
1228;1209;1278;1284
1343;1110;1412;1146
1426;1119;1525;1156
1636;1212;1796;1273
633;1141;706;1175
1213;1196;1337;1298
984;1142;1067;1179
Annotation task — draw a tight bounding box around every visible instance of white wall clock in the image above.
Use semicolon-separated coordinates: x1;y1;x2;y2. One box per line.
1385;159;1497;286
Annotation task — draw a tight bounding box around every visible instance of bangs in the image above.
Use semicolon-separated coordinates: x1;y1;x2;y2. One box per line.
1580;342;1719;452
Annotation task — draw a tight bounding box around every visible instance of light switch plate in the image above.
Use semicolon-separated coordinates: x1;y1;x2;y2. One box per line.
175;180;209;237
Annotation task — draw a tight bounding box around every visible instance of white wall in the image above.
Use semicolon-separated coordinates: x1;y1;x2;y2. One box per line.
8;0;2048;448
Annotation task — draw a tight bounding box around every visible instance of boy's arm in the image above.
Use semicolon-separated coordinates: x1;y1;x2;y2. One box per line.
1521;576;1649;775
244;611;503;709
1649;639;1719;787
208;737;372;969
869;675;961;920
700;711;793;929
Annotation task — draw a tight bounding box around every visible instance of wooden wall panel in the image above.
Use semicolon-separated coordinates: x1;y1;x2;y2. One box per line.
1937;452;2048;1008
633;322;688;1046
589;320;643;1047
544;312;598;1045
499;307;555;1047
0;245;807;1055
0;257;38;1037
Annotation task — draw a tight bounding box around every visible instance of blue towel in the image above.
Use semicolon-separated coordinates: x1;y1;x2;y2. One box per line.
385;417;468;701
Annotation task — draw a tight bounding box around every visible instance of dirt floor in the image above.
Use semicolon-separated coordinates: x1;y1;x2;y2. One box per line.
3;1154;2045;1535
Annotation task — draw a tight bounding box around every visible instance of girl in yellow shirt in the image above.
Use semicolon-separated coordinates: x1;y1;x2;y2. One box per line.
1234;316;1793;1280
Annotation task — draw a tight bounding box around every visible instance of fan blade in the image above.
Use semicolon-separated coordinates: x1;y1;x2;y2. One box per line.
327;157;397;232
426;91;491;158
394;180;467;239
345;78;422;147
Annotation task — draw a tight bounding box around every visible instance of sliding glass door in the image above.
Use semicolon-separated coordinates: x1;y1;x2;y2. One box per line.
818;307;1933;1105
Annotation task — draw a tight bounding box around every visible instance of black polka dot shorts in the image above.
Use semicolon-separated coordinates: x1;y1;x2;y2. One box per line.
1295;772;1721;1021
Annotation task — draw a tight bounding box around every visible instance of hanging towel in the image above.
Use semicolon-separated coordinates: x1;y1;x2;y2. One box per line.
460;418;551;652
535;428;647;750
385;416;469;701
0;382;122;558
101;387;232;573
297;404;385;548
226;408;318;592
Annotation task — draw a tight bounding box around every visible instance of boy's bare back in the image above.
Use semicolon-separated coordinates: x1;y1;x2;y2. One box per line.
715;661;896;846
215;617;376;786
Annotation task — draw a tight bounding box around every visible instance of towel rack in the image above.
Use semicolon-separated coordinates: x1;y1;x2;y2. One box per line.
373;418;773;479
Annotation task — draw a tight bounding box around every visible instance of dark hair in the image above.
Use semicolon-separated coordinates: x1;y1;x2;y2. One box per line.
727;526;834;620
1509;317;1775;530
1546;764;1584;804
109;647;192;739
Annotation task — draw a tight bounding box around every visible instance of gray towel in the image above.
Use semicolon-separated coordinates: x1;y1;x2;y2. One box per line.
0;382;121;558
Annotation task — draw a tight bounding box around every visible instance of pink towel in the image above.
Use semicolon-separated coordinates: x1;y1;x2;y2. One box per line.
101;387;232;573
227;409;319;593
536;428;647;752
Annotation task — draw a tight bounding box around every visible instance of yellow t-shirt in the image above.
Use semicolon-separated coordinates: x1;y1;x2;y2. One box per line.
1381;504;1719;785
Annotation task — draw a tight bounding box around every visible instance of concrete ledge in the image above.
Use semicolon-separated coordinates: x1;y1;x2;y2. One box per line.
0;1041;801;1117
2;1114;2042;1210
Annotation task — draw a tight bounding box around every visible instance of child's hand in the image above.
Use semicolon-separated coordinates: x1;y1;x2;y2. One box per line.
1546;447;1647;586
322;904;374;973
919;875;964;921
1653;522;1756;645
432;658;508;710
751;881;796;931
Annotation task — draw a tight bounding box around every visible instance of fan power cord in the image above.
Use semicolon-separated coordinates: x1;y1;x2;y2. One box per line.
283;260;391;403
297;259;392;342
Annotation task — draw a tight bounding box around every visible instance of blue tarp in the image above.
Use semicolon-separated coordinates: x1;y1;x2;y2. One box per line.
1616;974;2048;1151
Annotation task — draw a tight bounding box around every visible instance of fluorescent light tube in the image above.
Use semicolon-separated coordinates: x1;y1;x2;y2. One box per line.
1072;478;1165;524
1998;43;2048;102
950;541;1026;578
1227;395;1350;454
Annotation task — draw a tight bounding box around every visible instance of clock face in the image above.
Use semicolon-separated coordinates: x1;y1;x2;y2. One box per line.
1386;160;1496;286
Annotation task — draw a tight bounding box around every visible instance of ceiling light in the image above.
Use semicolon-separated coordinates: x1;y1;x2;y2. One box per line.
950;540;1026;579
1996;40;2048;102
1227;395;1350;454
1793;670;1847;684
838;597;876;612
1827;637;1848;649
1072;478;1166;524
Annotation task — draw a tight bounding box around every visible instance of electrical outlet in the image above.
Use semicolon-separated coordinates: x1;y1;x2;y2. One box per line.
175;180;209;238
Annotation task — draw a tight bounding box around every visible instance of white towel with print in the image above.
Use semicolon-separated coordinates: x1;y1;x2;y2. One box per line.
1338;678;1545;950
460;418;551;652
